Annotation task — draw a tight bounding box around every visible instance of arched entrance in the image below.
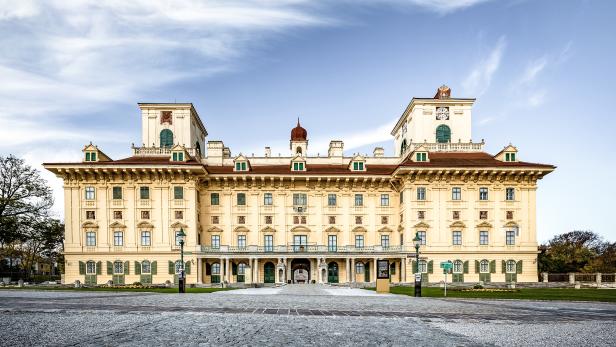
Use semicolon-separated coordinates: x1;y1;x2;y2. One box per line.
264;262;275;283
327;262;339;283
291;259;310;283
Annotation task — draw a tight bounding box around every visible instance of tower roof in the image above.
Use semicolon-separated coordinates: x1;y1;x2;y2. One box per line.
291;118;307;141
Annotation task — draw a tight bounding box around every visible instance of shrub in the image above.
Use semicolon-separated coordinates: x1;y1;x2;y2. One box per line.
473;283;484;289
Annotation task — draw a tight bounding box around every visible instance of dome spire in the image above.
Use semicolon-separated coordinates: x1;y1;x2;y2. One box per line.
291;118;307;141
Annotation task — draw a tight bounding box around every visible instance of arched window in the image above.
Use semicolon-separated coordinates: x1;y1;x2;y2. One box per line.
195;141;201;156
506;260;516;273
86;261;96;275
480;260;489;273
355;262;364;274
160;129;173;148
400;139;407;154
238;263;246;275
113;261;124;274
418;260;427;273
175;260;183;274
296;146;302;155
141;260;151;274
453;260;463;274
436;125;451;143
211;263;220;275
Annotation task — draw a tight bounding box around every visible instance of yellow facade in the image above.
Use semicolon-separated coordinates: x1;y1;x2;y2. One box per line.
45;86;554;286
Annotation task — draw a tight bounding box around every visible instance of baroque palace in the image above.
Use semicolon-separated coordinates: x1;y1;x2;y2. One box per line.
45;86;554;286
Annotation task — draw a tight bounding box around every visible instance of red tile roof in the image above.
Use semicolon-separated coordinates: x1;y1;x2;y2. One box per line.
399;152;555;169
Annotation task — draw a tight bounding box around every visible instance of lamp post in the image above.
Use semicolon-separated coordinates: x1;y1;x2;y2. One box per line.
177;228;187;294
412;232;421;297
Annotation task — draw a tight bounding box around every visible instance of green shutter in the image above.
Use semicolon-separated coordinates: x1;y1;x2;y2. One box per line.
490;260;496;274
475;260;479;273
107;261;113;275
411;260;417;273
428;260;433;274
135;261;141;275
151;261;157;275
185;261;191;275
96;261;102;275
516;260;523;274
79;261;85;275
502;260;506;273
463;260;469;274
124;261;129;275
168;261;174;274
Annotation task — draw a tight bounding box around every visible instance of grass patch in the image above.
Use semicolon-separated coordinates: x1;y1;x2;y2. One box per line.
0;286;235;294
369;286;616;302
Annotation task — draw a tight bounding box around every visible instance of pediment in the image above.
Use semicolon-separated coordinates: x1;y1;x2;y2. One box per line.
290;226;311;233
81;221;98;229
234;153;248;161
170;222;188;229
291;154;306;162
352;226;367;233
476;221;493;229
413;222;430;229
234;226;250;233
449;221;466;229
207;226;224;233
324;226;341;233
136;221;154;229
171;144;186;151
378;227;393;233
260;226;276;233
109;221;126;229
503;221;519;228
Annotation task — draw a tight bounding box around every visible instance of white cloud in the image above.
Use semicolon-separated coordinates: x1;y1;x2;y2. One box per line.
519;57;547;85
462;36;506;96
0;0;39;20
528;89;546;107
360;0;493;14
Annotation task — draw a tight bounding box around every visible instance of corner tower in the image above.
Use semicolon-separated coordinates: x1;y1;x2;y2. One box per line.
290;118;308;156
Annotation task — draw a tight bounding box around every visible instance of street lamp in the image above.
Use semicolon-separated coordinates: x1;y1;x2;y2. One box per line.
177;228;187;294
412;232;422;297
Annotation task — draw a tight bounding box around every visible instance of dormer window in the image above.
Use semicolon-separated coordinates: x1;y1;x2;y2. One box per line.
292;162;305;171
82;143;110;163
349;155;366;172
352;161;364;171
505;152;516;162
172;152;184;161
235;162;248;171
416;152;427;162
495;145;518;162
170;145;188;162
411;146;429;163
85;152;97;162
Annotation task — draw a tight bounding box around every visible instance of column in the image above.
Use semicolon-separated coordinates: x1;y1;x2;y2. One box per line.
351;258;356;283
220;257;224;283
197;258;203;284
254;258;259;283
346;258;350;283
401;258;406;283
226;258;231;283
286;258;292;282
372;258;377;283
317;258;322;283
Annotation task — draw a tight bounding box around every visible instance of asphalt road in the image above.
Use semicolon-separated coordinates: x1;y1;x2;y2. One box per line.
0;285;614;346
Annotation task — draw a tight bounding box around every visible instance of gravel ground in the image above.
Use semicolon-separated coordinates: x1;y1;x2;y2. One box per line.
0;285;614;346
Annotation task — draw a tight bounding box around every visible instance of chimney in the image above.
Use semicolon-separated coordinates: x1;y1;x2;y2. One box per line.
373;147;384;157
328;141;344;158
222;147;231;158
265;147;271;157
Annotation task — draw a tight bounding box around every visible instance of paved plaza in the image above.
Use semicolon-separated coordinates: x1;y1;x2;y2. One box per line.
0;285;615;346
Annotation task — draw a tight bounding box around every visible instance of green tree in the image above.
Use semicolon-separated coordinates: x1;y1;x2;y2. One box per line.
539;231;607;273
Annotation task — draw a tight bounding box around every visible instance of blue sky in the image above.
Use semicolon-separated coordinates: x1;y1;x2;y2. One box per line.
1;0;614;242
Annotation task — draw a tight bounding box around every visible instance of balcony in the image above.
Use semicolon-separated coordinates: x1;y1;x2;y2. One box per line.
132;146;199;157
199;244;411;254
404;140;484;153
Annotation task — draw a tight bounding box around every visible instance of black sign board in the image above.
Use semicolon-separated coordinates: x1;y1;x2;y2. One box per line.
376;259;390;279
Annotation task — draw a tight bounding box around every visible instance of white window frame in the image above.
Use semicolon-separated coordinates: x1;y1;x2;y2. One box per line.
479;231;489;245
452;231;462;245
506;260;516;273
452;187;461;200
263;193;273;206
113;231;123;246
479;187;489;201
506;231;516;245
141;260;151;274
355;235;364;248
381;234;390;248
453;260;463;274
418;231;427;245
211;235;220;249
141;231;151;246
86;261;96;275
113;260;124;274
237;235;247;248
417;187;426;200
380;194;389;206
85;187;95;200
418;260;427;273
211;263;221;275
506;188;515;201
175;260;183;274
479;260;489;273
85;231;96;246
355;262;364;274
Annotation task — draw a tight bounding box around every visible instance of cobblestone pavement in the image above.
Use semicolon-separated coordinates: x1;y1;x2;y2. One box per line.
0;285;615;346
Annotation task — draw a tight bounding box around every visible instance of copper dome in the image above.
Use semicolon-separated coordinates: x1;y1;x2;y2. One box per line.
291;118;307;141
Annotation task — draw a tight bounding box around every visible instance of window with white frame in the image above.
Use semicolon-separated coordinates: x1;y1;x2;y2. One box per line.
380;194;389;206
292;161;305;171
113;261;124;274
506;260;516;273
141;260;151;274
354;194;363;206
85;187;95;200
174;231;183;246
452;187;461;200
141;231;151;246
418;231;427;245
355;235;364;248
210;193;220;205
479;231;489;245
417;187;426;200
211;235;220;249
212;263;220;275
263;193;273;205
86;231;96;246
293;193;307;206
264;235;273;252
480;260;489;273
235;161;248;171
452;231;462;245
479;187;489;200
506;187;515;201
506;231;516;245
381;234;390;248
355;262;364;274
328;235;337;251
140;186;150;200
86;261;96;274
418;260;427;273
175;260;183;274
453;260;463;274
113;231;123;246
352;161;365;171
237;235;246;248
327;194;337;206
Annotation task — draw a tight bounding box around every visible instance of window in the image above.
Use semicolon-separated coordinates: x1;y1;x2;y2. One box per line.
141;261;151;274
112;187;122;199
328;216;336;224
237;235;247;248
113;231;123;246
452;211;460;220
160;129;173;148
211;216;219;224
86;211;95;220
417;231;426;245
380;194;389;206
480;211;488;219
113;260;124;274
417;187;426;200
352;161;364;171
506;260;516;273
506;211;514;220
435;124;451;143
174;186;183;200
327;194;337;206
265;216;272;224
114;211;122;219
85;187;95;200
175;211;183;219
479;231;489;245
140;187;150;200
264;235;273;252
211;193;220;205
85;152;96;162
293;216;299;224
354;194;363;206
86;232;96;246
452;187;461;200
175;260;183;274
292;162;305;171
238;216;245;224
235;161;247;171
300;216;306;224
86;261;96;274
355;235;364;248
381;235;390;248
172;151;184;162
355;262;364;274
293;235;307;251
328;235;337;251
506;231;516;245
293;193;307;206
355;216;363;225
418;260;427;273
505;153;516;162
212;263;220;275
479;260;489;273
479;187;488;200
381;216;388;225
452;231;462;245
263;193;273;205
141;211;150;219
174;231;183;246
453;260;463;274
211;235;220;249
238;263;247;276
237;193;246;205
416;152;427;162
506;188;515;201
141;231;151;246
418;211;425;219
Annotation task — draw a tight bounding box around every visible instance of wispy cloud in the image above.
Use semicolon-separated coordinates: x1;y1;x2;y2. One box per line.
367;0;493;14
519;56;548;85
462;36;506;96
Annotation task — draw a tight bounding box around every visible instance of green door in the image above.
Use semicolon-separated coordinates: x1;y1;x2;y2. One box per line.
264;262;275;283
327;262;339;283
364;262;370;282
